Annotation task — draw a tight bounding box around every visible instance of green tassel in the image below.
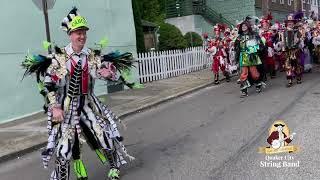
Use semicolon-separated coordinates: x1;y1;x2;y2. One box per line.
261;37;266;46
42;41;52;51
121;68;135;83
121;68;144;89
95;149;107;164
132;83;144;89
37;81;45;92
108;168;120;179
22;54;36;67
73;159;88;179
97;37;108;49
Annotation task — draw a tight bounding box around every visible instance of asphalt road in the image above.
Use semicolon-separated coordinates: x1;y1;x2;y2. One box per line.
1;71;320;180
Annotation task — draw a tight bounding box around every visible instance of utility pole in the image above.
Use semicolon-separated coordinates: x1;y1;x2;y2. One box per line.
32;0;56;53
42;0;52;53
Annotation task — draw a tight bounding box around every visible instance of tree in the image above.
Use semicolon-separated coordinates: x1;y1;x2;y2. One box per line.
158;23;187;50
184;32;203;47
132;0;145;52
138;0;165;24
158;0;166;16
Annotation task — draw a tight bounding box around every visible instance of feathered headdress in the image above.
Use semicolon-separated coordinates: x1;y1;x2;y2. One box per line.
293;11;304;21
260;12;273;25
213;23;227;32
61;7;89;34
244;15;260;25
224;27;231;36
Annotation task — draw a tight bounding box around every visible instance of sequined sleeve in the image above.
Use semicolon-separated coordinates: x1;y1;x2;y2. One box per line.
44;54;67;108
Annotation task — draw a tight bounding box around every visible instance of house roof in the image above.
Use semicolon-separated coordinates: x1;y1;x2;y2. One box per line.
141;20;157;28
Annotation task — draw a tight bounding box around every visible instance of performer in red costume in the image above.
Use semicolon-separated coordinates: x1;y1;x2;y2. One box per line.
260;13;276;79
208;24;230;84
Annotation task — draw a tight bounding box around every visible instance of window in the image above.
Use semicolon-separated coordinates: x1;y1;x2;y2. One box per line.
280;0;284;4
302;0;306;11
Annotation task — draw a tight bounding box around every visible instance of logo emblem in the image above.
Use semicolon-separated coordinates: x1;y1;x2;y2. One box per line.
259;120;299;154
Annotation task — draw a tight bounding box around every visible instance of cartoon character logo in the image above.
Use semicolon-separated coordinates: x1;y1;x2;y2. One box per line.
259;120;299;154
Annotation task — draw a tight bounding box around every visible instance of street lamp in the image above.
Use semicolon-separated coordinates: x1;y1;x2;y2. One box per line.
32;0;56;53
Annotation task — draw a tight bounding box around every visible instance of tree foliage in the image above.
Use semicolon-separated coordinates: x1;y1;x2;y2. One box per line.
184;32;203;47
138;0;165;24
132;0;145;52
132;0;189;51
158;23;187;50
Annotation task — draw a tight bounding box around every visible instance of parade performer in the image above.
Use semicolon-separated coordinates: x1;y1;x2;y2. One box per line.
208;24;230;84
245;15;267;83
304;18;315;72
231;25;243;84
225;28;238;75
235;20;263;97
203;32;210;51
299;20;312;73
260;13;276;78
22;7;135;180
312;20;320;64
283;13;304;87
272;21;286;72
223;28;237;76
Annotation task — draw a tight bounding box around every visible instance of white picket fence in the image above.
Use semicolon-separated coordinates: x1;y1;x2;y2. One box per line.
137;46;211;83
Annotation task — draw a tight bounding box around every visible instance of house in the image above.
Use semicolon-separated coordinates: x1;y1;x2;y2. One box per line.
142;20;159;51
165;0;320;37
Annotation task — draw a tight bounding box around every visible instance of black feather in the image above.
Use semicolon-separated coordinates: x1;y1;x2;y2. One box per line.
54;46;63;54
93;49;101;56
67;14;72;22
21;55;52;83
61;22;68;29
69;7;78;16
101;52;137;72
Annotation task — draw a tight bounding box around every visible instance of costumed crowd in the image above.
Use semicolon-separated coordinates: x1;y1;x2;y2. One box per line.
204;12;319;97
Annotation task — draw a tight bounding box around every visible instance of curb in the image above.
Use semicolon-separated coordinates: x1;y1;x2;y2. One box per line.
0;75;230;163
0;142;47;164
118;80;216;119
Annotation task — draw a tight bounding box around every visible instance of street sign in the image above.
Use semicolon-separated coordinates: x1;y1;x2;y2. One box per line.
32;0;56;10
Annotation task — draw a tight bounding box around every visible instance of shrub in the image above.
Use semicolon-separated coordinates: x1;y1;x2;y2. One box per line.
184;32;203;47
158;23;187;50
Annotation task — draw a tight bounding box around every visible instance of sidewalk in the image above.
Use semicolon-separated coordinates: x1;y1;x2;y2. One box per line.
0;69;219;163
